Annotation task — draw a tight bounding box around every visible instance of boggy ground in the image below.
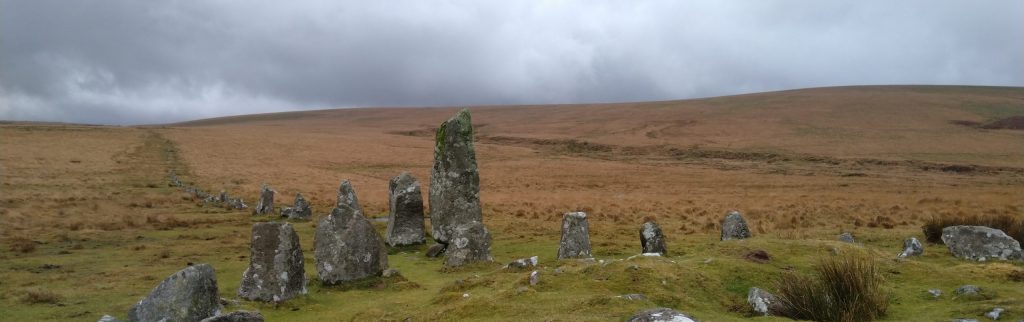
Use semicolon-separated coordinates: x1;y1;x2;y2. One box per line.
2;86;1024;321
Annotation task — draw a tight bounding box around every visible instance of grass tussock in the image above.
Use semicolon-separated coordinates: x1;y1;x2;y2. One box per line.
6;236;37;253
922;213;1023;244
775;255;890;322
20;288;63;305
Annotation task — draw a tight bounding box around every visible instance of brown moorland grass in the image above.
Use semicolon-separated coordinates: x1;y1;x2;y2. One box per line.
2;86;1023;321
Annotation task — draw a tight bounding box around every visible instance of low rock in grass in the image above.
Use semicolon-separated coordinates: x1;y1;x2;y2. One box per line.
898;237;924;258
127;264;221;322
838;232;856;243
425;243;446;258
626;307;699;322
747;287;784;316
942;226;1023;262
505;256;539;270
200;310;265;322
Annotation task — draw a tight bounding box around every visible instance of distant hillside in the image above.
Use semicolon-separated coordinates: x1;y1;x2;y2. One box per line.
169;85;1024;166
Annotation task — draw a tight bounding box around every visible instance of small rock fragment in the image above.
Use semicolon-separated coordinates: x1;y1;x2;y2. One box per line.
626;307;699;322
899;237;924;258
97;315;119;322
955;285;981;296
425;243;446;258
620;294;647;300
927;289;942;299
529;270;540;286
986;308;1004;320
200;311;265;322
838;232;856;243
505;256;539;270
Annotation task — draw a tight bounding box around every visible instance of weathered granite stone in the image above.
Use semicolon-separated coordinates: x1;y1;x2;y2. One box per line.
640;221;668;255
721;210;751;241
927;289;942;299
557;212;593;259
839;232;856;243
253;184;274;215
218;190;228;203
620;294;647;300
986;308;1004;320
748;287;784;316
443;221;493;267
426;243;447;258
942;226;1023;261
626;308;699;322
385;172;426;246
278;193;311;220
97;315;119;322
505;256;539;270
529;270;540;286
314;181;389;284
955;285;981;296
429;109;483;244
127;264;221;322
898;237;924;258
200;311;265;322
238;222;306;302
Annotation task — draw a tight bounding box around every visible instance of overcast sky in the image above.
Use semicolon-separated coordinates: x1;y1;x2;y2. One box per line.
1;1;1022;125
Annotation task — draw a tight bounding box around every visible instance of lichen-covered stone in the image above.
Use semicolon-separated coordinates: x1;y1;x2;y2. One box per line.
640;221;668;255
942;226;1023;261
504;256;538;270
238;222;306;302
127;264;222;322
200;311;265;322
443;221;493;267
253;184;275;215
721;210;751;241
314;181;389;284
386;172;426;246
839;232;856;243
626;307;699;322
557;212;593;259
898;237;924;258
747;287;784;316
282;193;312;220
429;109;482;244
529;270;540;286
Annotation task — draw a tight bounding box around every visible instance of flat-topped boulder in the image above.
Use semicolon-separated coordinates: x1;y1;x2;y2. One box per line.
253;184;275;215
444;221;493;267
942;225;1022;261
640;221;668;255
558;212;593;259
314;181;389;284
238;222;306;302
127;264;221;322
385;172;426;246
429;109;483;244
721;210;751;240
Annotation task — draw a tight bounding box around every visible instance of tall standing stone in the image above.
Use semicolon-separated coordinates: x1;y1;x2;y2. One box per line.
557;212;593;259
238;222;306;302
314;181;389;284
127;264;222;322
640;221;668;255
385;172;426;246
253;184;275;215
721;210;751;241
429;109;483;244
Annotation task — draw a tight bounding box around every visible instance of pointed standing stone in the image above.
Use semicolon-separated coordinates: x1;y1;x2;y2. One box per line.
238;222;307;302
640;221;668;255
429;109;483;244
127;264;222;322
253;184;275;215
314;181;389;284
721;210;752;241
385;172;426;246
557;212;593;259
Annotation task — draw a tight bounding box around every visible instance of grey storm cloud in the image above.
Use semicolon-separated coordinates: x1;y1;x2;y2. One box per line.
1;1;1022;125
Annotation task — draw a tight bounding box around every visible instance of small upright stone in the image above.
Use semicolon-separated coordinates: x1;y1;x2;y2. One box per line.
942;226;1023;261
127;264;221;322
838;232;856;243
747;287;784;316
898;237;924;258
721;210;751;241
385;172;426;246
314;181;389;284
238;222;306;302
283;193;312;220
253;184;275;215
429;109;483;244
640;221;668;255
626;307;699;322
528;270;540;286
443;221;493;267
557;212;593;259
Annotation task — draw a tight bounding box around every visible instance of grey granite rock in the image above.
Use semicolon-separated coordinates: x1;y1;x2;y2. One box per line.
386;172;426;246
253;184;275;215
443;221;493;267
127;264;222;322
721;210;752;241
314;181;389;284
238;222;306;302
200;311;265;322
626;307;699;322
899;237;924;258
942;226;1022;261
557;212;593;259
640;221;668;255
429;109;483;244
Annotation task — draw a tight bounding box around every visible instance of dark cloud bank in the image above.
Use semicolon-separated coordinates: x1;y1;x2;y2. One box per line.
1;1;1022;125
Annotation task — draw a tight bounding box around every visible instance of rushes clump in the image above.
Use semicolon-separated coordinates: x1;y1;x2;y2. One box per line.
922;213;1023;244
775;255;890;322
